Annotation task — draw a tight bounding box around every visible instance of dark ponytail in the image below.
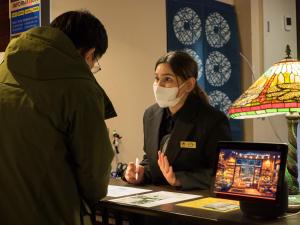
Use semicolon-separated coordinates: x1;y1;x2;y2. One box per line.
193;85;209;104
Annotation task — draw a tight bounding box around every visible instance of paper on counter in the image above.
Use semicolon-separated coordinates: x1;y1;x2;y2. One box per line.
109;191;201;207
107;185;152;197
177;197;239;212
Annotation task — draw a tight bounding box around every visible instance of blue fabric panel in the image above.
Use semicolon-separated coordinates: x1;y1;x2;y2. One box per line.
166;0;243;140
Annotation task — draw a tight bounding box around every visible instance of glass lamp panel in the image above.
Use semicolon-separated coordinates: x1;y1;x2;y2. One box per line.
282;64;287;73
287;64;292;73
275;64;283;74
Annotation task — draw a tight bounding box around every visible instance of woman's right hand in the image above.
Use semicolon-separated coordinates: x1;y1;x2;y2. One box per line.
124;162;144;184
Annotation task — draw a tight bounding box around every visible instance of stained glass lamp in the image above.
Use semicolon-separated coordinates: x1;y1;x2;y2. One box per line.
228;45;300;195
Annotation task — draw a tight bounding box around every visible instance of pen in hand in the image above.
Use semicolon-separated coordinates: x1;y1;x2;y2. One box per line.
135;157;139;180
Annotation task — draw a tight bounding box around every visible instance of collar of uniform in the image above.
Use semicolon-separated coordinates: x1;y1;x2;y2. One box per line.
165;101;185;120
165;107;175;120
168;94;202;122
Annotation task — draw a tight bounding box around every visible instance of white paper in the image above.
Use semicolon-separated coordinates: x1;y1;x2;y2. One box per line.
109;191;201;207
107;185;152;197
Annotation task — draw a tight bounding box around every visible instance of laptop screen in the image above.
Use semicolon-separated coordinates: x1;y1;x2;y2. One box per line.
213;142;288;202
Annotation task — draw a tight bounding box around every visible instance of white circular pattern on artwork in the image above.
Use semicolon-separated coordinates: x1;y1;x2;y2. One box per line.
205;51;231;87
205;12;231;48
183;48;203;80
208;90;232;114
173;7;201;45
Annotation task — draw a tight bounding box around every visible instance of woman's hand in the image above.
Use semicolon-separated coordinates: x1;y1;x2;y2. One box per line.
157;151;181;187
124;162;144;184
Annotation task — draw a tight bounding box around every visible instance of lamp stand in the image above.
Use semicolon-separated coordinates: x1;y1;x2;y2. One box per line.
285;115;300;195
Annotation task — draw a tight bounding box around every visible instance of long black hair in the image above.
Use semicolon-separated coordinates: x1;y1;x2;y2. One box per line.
51;10;108;59
155;51;209;104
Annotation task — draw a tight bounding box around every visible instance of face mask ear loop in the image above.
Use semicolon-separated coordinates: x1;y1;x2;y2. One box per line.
175;76;187;99
175;75;180;88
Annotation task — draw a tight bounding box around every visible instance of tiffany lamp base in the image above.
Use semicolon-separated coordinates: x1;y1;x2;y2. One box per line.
286;114;300;195
286;115;300;211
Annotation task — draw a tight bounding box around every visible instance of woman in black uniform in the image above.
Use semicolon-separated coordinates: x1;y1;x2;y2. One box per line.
124;51;232;190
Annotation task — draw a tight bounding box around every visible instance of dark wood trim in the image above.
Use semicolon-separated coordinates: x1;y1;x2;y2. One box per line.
0;0;10;51
41;0;50;26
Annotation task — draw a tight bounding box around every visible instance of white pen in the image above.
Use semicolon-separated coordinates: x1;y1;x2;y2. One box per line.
135;157;139;180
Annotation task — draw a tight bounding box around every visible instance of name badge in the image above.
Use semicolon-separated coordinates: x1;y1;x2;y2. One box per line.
180;141;196;149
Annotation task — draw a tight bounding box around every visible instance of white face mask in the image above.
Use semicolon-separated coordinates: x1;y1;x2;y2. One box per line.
153;83;185;108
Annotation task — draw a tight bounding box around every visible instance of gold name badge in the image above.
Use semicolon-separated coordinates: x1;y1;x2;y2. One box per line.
180;141;196;149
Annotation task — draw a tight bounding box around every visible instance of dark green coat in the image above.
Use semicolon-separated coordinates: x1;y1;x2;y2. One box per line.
0;27;114;225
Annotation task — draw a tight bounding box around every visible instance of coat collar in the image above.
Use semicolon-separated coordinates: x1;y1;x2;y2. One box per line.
147;106;164;154
165;95;202;164
149;95;203;165
145;106;165;182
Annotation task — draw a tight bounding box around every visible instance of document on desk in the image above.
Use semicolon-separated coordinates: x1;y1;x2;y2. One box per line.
107;185;152;197
109;191;201;207
177;197;239;212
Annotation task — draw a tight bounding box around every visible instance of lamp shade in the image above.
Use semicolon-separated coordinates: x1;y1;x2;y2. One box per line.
228;58;300;119
228;54;300;195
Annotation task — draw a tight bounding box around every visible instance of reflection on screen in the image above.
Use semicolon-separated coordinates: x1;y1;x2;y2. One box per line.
214;149;281;200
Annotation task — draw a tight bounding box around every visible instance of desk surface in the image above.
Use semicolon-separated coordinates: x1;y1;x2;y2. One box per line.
97;179;300;225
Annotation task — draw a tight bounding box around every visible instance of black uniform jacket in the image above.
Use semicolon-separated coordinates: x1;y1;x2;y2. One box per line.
141;95;232;190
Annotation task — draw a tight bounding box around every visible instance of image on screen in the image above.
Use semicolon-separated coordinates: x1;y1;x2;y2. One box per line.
214;148;281;200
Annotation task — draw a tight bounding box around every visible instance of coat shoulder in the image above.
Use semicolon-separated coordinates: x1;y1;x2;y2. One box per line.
189;97;228;123
201;103;228;120
144;103;160;117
